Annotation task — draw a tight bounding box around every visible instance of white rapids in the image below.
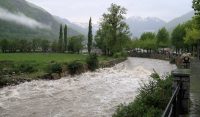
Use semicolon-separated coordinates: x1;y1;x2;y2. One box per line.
0;57;176;117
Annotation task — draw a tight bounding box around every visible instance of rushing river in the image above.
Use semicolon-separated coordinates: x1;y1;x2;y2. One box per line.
0;57;176;117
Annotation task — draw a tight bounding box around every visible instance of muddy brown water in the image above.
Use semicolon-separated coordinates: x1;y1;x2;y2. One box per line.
0;57;176;117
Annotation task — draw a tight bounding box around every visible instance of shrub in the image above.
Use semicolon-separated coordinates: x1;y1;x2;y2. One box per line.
47;63;62;74
67;61;84;75
112;73;172;117
86;54;99;71
113;52;121;58
113;51;128;58
17;62;37;73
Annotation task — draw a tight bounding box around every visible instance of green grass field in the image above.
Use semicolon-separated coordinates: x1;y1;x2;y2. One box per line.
0;53;114;76
0;53;87;63
0;53;113;63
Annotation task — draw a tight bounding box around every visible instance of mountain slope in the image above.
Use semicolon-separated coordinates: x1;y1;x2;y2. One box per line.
126;17;166;37
165;11;194;31
54;16;88;36
0;0;80;40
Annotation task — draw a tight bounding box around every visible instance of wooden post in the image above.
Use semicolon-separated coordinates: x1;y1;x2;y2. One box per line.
172;69;190;115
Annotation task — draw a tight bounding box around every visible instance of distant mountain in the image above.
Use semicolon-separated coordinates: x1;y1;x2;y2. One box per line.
165;11;194;31
54;16;88;36
0;0;81;40
126;16;166;37
72;22;99;35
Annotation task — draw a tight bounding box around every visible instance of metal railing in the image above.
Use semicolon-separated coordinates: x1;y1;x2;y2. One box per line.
162;83;182;117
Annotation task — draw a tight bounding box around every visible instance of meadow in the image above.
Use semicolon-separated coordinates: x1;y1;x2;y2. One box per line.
0;53;113;63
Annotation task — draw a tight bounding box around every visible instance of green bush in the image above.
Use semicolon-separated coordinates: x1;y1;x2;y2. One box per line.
113;51;128;58
86;54;99;71
47;63;62;74
67;61;84;75
17;62;37;73
112;72;172;117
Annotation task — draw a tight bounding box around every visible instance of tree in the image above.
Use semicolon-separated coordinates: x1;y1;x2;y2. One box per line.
0;39;9;53
32;38;41;52
95;3;130;56
64;25;68;52
156;27;169;48
18;39;29;52
40;39;50;52
8;39;19;52
51;40;58;52
88;17;93;54
68;35;84;53
193;0;200;29
58;24;63;52
140;32;156;41
184;28;200;45
171;24;186;53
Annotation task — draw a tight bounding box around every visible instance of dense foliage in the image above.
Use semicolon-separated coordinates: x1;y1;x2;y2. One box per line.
58;24;64;52
64;25;68;51
68;35;84;53
88;17;93;54
95;4;131;56
113;73;172;117
0;35;84;53
0;38;50;53
156;27;170;48
47;62;62;74
171;24;186;52
86;54;99;71
67;61;84;75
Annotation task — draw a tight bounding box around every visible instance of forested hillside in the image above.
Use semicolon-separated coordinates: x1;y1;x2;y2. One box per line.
0;0;81;40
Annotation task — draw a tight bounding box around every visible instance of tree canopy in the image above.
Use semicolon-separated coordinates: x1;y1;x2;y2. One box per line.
140;32;156;41
95;3;131;55
156;27;169;48
171;24;186;49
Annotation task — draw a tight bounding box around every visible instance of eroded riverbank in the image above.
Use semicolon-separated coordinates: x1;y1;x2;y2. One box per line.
0;57;176;117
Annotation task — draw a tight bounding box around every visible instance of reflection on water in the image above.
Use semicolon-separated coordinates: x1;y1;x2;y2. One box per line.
0;57;175;117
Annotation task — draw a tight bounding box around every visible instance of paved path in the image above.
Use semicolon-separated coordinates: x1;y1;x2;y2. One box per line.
190;59;200;117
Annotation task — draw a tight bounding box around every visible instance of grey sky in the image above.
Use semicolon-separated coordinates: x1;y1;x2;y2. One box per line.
27;0;193;23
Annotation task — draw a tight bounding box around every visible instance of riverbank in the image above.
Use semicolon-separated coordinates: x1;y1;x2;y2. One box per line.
0;53;126;88
0;57;175;117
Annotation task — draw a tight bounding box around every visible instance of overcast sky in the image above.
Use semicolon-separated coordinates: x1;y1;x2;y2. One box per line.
27;0;193;24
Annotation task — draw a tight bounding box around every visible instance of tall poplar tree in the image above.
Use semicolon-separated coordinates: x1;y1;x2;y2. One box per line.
88;17;93;54
64;25;68;52
58;24;63;52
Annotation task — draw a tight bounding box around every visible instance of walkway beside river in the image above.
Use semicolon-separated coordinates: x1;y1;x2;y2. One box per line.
190;59;200;116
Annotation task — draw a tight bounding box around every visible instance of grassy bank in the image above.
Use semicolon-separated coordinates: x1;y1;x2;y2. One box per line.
112;73;172;117
0;53;124;87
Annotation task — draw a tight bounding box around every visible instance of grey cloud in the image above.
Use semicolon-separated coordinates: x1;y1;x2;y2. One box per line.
0;7;50;29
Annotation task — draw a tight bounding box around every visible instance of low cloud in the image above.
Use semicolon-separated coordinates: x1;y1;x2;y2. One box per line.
0;7;50;29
